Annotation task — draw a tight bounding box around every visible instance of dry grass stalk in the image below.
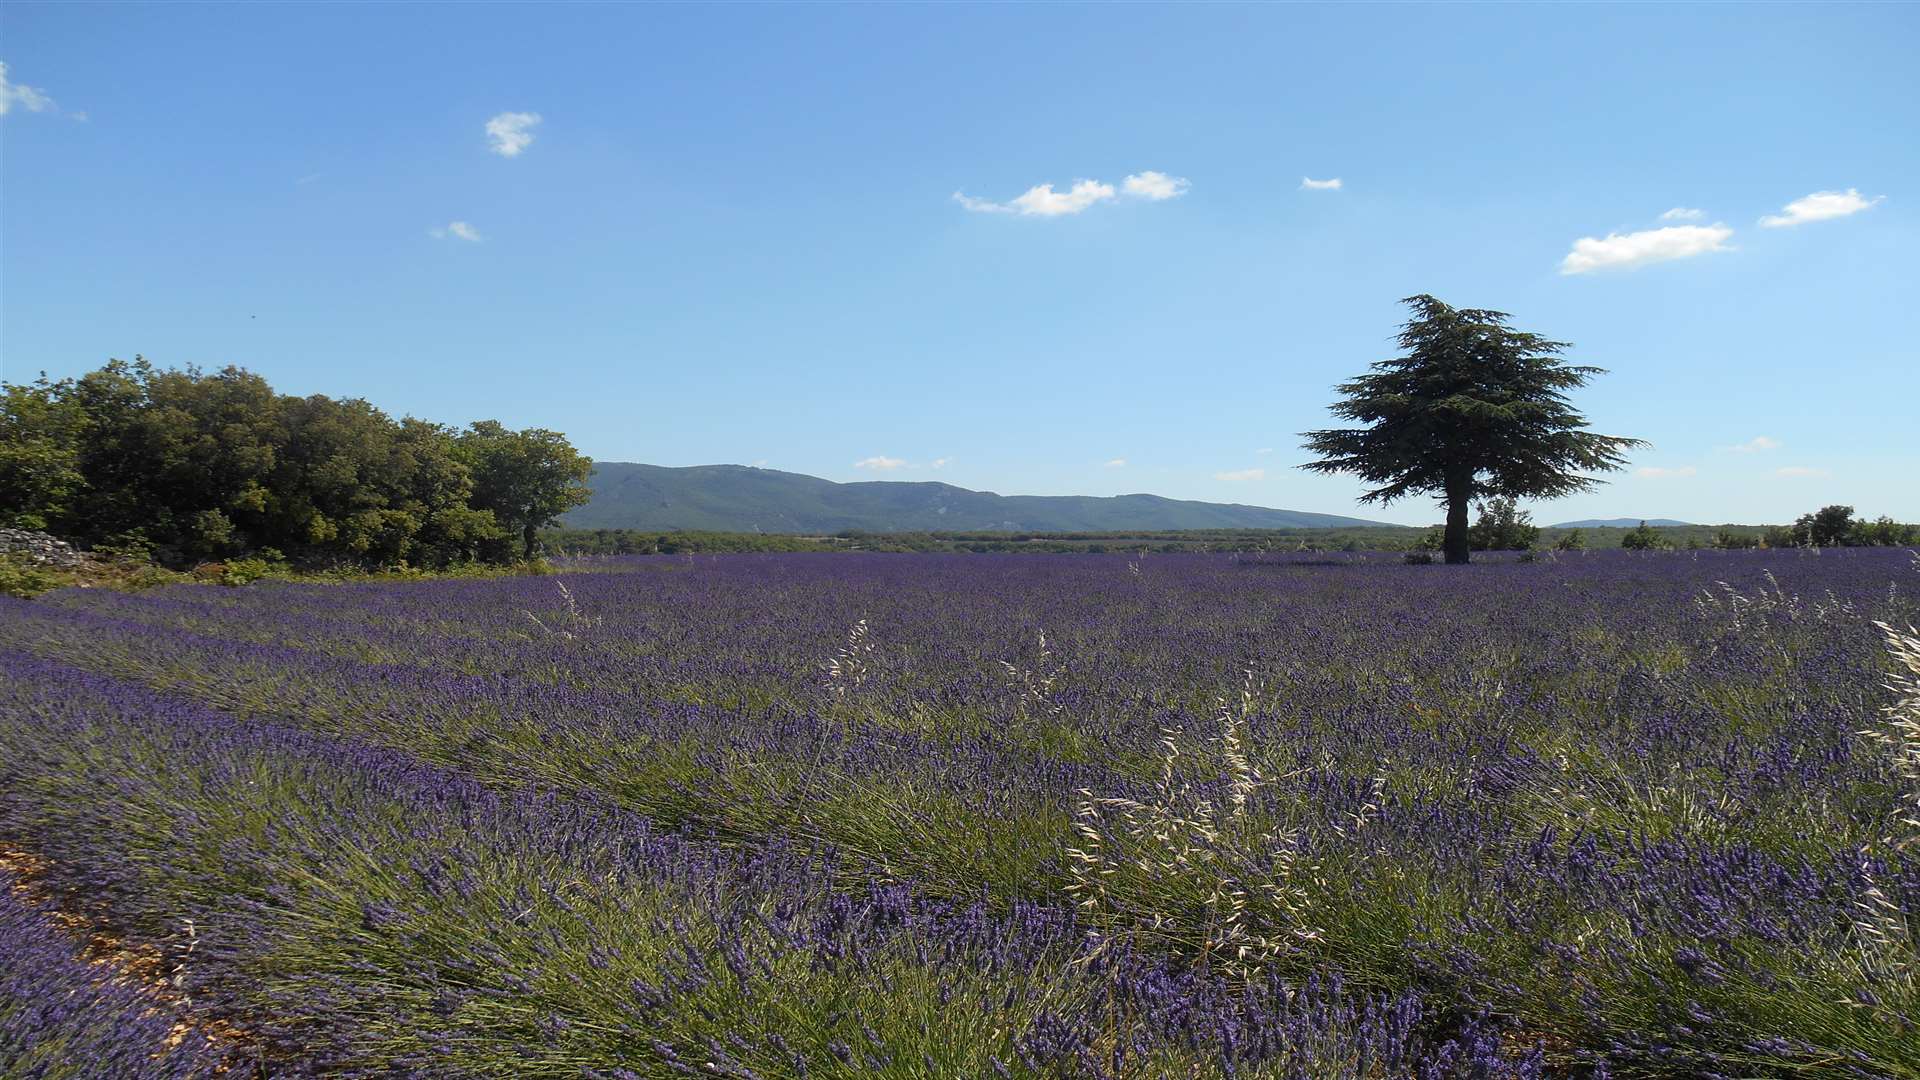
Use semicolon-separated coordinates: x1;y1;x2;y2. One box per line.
821;618;874;700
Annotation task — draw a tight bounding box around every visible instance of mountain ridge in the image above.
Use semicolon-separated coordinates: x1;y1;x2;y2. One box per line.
563;463;1399;533
1551;518;1693;529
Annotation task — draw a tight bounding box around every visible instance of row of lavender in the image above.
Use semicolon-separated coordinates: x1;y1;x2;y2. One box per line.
2;549;1916;1074
0;651;1530;1078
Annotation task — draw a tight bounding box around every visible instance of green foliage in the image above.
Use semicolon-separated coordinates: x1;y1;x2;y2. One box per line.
1854;515;1919;546
0;360;590;569
1468;496;1540;551
1554;528;1586;551
1300;294;1642;564
0;376;90;530
1620;521;1664;550
1623;524;1656;550
1794;504;1857;548
458;421;593;559
0;555;61;598
217;558;274;586
1779;506;1920;548
0;552;188;597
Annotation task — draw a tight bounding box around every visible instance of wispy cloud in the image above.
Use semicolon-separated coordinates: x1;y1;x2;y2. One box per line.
1300;177;1342;191
1775;465;1830;478
853;456;907;471
1254;447;1275;456
1635;465;1698;479
956;171;1189;217
930;457;953;470
0;62;58;116
1103;458;1128;469
1214;468;1265;482
1725;435;1781;453
430;221;483;242
1122;171;1190;201
1759;188;1883;228
954;179;1118;217
1560;223;1733;274
1660;207;1706;221
952;192;1014;215
486;111;541;157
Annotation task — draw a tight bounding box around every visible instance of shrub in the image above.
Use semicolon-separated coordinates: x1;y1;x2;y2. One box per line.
218;558;274;587
1620;521;1663;550
0;555;60;598
1468;497;1539;551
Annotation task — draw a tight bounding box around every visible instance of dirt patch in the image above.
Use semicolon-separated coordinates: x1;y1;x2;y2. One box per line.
1;843;255;1067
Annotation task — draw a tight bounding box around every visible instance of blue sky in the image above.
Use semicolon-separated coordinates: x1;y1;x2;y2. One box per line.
2;3;1914;526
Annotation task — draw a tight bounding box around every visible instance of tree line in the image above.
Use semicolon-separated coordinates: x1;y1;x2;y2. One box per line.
1;359;591;568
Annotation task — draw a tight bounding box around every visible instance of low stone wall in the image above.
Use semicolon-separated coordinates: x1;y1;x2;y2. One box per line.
0;528;90;569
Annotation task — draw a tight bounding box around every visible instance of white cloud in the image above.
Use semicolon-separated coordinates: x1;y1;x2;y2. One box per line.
1300;177;1342;191
1660;207;1705;221
485;111;541;157
430;221;483;242
1103;458;1127;469
953;178;1119;217
1214;468;1265;482
1254;447;1275;456
0;62;58;116
1122;171;1190;201
1011;180;1116;217
1775;465;1830;478
1635;465;1698;478
930;457;952;470
951;192;1014;214
1726;435;1781;453
1559;223;1733;274
853;456;907;471
1759;188;1883;228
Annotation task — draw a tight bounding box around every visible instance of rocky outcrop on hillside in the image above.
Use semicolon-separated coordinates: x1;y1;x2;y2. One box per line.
0;529;91;569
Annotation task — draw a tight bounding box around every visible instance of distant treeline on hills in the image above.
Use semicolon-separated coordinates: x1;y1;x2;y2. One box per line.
544;519;1918;556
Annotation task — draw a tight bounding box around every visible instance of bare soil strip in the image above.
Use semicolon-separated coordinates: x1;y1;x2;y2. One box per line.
1;843;253;1069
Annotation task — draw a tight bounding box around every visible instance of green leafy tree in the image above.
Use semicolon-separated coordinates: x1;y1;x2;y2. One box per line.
1468;496;1540;551
1853;515;1916;547
1;359;548;570
1620;521;1662;550
1791;504;1856;548
0;375;89;530
458;421;593;559
1554;528;1587;552
1301;295;1642;564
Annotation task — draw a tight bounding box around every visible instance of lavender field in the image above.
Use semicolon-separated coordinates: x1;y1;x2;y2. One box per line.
3;550;1918;1078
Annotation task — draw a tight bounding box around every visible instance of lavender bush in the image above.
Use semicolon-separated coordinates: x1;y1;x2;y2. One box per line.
1;548;1916;1075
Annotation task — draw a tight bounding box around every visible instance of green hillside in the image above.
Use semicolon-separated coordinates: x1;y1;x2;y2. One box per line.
563;463;1394;533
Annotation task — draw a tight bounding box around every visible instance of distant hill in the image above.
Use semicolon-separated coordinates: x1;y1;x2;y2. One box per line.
563;463;1396;533
1551;518;1693;529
